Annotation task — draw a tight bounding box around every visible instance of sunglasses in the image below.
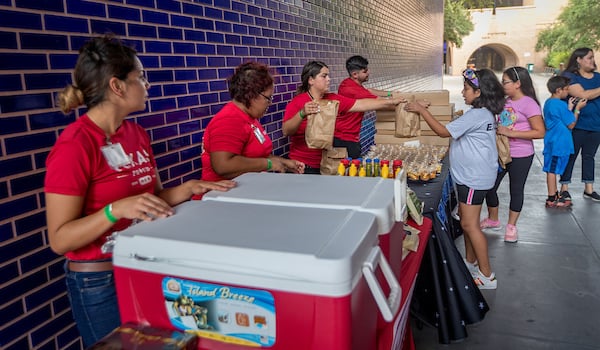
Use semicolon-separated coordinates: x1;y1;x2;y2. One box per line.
463;68;479;88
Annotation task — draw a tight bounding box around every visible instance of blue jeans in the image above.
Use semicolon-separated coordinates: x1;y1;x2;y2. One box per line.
64;263;121;347
560;129;600;185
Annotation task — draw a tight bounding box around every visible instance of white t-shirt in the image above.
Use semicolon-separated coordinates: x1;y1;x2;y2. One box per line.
446;107;498;190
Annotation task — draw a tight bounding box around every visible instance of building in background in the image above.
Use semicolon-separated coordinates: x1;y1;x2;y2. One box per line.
446;0;568;75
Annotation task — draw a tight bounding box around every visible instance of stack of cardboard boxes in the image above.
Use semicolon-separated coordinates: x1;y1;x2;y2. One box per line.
374;90;454;146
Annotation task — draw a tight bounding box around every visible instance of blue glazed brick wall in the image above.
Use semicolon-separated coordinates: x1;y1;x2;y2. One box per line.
0;0;443;348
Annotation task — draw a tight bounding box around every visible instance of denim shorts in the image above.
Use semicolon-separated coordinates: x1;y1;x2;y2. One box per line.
64;262;121;347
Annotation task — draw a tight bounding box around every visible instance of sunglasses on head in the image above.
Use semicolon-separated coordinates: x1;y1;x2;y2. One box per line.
463;68;479;88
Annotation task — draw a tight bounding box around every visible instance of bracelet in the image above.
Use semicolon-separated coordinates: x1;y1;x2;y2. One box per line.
266;158;272;171
387;91;392;97
574;109;580;114
299;110;306;119
104;204;118;223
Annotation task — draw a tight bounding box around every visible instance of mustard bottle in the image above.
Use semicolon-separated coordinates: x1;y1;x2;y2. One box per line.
358;165;366;177
381;162;389;179
348;163;358;177
337;161;346;176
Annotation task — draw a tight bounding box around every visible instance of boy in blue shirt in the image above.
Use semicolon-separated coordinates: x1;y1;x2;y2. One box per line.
543;76;587;207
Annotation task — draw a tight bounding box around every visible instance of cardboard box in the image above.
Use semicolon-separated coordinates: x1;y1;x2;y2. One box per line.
376;129;396;135
397;90;449;105
420;120;449;130
420;130;440;136
427;103;454;116
375;110;396;122
374;121;396;130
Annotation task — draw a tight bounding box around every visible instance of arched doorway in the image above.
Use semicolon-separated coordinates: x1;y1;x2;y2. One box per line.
466;44;518;73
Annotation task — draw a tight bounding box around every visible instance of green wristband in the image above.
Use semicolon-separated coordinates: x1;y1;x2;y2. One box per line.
266;158;272;171
299;110;306;119
104;204;118;223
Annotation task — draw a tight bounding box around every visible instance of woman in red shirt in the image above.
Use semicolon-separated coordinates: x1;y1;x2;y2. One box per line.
283;61;405;174
201;62;305;181
44;35;235;347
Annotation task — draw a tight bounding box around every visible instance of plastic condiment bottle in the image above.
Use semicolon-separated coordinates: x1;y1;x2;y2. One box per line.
365;158;373;177
337;161;346;176
358;165;366;177
392;159;402;178
348;162;358;176
338;158;350;176
381;160;390;179
344;158;352;176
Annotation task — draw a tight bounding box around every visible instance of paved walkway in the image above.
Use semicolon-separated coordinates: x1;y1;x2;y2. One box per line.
411;74;600;350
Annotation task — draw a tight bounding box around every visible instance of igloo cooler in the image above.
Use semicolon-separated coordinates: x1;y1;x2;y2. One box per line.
113;200;400;350
202;172;407;282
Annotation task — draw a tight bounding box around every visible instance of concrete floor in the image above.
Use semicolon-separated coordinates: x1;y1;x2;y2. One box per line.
411;75;600;349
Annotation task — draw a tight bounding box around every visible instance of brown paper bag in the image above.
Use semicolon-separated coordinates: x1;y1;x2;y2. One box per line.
320;147;348;175
496;134;511;169
395;96;420;137
305;100;339;149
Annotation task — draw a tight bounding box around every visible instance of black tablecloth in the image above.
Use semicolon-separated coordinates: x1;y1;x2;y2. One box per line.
408;156;490;343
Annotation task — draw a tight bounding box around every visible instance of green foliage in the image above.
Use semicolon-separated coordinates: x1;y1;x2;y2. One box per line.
545;51;570;69
536;0;600;66
461;0;494;9
444;0;475;48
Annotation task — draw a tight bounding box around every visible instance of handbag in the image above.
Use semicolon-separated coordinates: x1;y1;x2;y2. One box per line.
305;100;339;149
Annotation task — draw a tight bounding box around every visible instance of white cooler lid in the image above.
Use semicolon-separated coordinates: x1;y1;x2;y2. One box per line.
202;172;396;233
113;200;378;296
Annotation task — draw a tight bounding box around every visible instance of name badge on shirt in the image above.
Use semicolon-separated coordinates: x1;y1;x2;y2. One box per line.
101;142;131;170
251;124;266;144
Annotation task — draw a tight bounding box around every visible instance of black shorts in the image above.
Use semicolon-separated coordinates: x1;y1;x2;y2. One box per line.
456;184;488;205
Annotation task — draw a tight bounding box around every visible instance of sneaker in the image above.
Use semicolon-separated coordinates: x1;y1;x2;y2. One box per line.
504;224;518;243
480;218;501;230
560;191;572;206
463;258;479;277
583;191;600;202
474;269;497;290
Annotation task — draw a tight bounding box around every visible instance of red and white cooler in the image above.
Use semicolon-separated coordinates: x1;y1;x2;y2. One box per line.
202;172;407;281
113;200;400;350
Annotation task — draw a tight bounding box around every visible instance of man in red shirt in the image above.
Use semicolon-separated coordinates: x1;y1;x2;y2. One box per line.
336;55;400;158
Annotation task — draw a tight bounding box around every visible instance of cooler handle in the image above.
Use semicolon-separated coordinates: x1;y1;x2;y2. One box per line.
362;246;401;322
394;167;407;222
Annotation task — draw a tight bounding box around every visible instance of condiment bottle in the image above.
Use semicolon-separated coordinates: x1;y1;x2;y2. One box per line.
358;164;366;177
348;162;358;177
365;158;373;177
392;159;403;175
381;160;390;179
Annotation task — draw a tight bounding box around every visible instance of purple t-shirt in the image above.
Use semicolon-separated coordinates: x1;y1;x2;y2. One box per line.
499;95;542;158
